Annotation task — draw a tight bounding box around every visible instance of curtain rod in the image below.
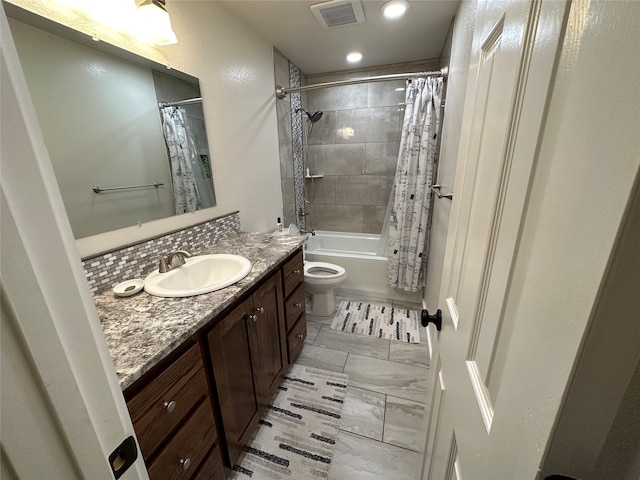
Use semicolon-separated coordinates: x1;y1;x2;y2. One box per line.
276;67;447;99
158;97;202;108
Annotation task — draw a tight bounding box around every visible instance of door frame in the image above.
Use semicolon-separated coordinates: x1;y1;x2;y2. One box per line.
1;5;147;478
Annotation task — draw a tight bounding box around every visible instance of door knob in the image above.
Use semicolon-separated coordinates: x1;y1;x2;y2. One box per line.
421;309;442;331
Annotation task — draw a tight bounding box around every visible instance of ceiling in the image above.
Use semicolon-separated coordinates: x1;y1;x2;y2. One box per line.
217;0;461;75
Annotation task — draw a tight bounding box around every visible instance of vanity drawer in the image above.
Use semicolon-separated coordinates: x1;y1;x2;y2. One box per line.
282;250;304;298
287;316;307;364
127;344;208;459
192;445;225;480
147;398;217;480
284;283;305;332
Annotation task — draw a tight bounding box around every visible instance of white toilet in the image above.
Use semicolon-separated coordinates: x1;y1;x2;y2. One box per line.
304;261;347;317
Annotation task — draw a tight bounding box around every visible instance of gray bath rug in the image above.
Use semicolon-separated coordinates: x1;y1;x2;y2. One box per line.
230;365;348;480
330;300;421;344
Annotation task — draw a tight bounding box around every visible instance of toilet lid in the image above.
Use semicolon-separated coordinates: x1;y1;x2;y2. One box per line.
304;261;346;278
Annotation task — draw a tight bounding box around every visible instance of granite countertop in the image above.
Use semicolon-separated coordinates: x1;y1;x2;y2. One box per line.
93;232;307;391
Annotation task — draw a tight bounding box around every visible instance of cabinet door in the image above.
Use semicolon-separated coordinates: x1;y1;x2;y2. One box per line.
207;301;260;468
250;273;287;407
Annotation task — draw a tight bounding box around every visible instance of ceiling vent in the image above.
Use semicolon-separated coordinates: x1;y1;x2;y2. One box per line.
310;0;365;29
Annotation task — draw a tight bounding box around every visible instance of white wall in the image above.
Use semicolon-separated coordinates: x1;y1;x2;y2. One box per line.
166;2;283;233
5;0;283;257
424;0;478;310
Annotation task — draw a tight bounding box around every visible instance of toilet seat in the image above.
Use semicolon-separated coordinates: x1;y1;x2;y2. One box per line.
304;261;346;282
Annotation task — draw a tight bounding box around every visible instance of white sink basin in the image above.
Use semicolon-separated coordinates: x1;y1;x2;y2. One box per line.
144;254;252;298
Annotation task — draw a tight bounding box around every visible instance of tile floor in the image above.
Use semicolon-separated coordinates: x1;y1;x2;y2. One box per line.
293;293;431;479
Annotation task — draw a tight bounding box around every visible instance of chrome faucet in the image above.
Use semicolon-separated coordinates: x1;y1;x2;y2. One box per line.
153;247;193;273
167;249;192;268
299;228;316;236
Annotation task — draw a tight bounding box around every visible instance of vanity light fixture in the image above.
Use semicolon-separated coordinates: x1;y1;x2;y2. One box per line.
137;0;178;45
346;51;363;63
381;0;410;19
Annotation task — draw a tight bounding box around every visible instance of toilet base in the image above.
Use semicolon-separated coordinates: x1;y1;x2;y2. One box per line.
308;289;336;317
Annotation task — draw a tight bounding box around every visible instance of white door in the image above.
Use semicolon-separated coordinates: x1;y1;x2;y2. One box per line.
422;0;569;478
1;6;148;479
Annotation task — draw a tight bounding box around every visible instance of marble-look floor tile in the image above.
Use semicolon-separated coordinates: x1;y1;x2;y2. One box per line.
340;386;385;441
305;312;336;326
343;354;429;403
383;395;426;452
294;344;347;373
313;326;390;360
391;299;423;310
336;292;389;305
389;341;430;368
420;325;429;342
329;431;421;480
305;320;322;344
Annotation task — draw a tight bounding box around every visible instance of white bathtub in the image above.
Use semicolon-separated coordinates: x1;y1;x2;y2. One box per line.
304;231;422;304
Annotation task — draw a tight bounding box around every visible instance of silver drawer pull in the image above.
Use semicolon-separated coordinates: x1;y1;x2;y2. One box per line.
180;458;191;470
294;269;301;275
294;303;302;308
297;334;304;339
256;306;265;314
163;401;176;412
249;314;257;322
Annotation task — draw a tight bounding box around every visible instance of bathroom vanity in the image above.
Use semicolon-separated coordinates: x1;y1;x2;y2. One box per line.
93;233;307;479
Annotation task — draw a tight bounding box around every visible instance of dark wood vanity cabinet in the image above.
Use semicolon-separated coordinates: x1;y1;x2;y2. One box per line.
125;343;224;480
125;247;303;478
282;250;307;363
206;270;287;468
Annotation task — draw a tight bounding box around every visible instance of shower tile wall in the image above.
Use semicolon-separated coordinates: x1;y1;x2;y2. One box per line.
274;51;442;234
274;49;306;228
305;59;442;233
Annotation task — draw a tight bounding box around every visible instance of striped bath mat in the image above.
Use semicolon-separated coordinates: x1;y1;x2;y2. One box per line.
330;300;421;344
230;365;348;480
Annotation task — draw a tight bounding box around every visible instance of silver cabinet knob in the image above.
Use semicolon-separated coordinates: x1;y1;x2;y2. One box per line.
180;458;191;470
294;269;301;275
297;334;304;339
294;303;302;308
249;314;257;322
256;306;265;314
163;401;176;412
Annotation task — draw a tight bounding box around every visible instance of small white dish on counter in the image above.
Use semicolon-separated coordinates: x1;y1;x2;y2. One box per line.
113;279;144;297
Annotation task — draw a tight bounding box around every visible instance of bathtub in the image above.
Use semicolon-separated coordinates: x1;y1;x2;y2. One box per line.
304;231;422;304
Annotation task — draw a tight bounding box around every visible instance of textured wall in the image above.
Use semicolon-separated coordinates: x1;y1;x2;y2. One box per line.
423;2;478;311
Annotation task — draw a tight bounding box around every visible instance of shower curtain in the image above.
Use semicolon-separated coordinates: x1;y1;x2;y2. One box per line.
385;76;443;292
161;106;201;214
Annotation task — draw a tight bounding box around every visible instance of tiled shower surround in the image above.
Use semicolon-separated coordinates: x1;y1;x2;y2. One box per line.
274;51;442;234
83;212;241;294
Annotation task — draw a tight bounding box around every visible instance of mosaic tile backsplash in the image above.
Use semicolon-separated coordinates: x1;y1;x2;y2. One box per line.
83;212;241;294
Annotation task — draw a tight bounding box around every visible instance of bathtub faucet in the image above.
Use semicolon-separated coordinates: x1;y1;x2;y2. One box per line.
299;228;316;236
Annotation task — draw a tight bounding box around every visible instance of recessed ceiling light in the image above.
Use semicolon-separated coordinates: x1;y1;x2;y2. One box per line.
346;51;363;63
382;0;409;19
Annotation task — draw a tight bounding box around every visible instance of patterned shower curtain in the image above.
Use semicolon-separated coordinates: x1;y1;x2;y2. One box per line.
161;106;201;214
386;76;443;292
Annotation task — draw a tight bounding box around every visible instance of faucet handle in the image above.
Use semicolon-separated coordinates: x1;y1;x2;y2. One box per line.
151;255;169;273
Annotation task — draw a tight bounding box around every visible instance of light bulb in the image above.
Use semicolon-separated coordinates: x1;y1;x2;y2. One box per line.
382;0;410;20
346;51;363;63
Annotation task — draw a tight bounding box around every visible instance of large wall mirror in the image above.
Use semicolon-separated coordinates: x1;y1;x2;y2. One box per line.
6;5;216;239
